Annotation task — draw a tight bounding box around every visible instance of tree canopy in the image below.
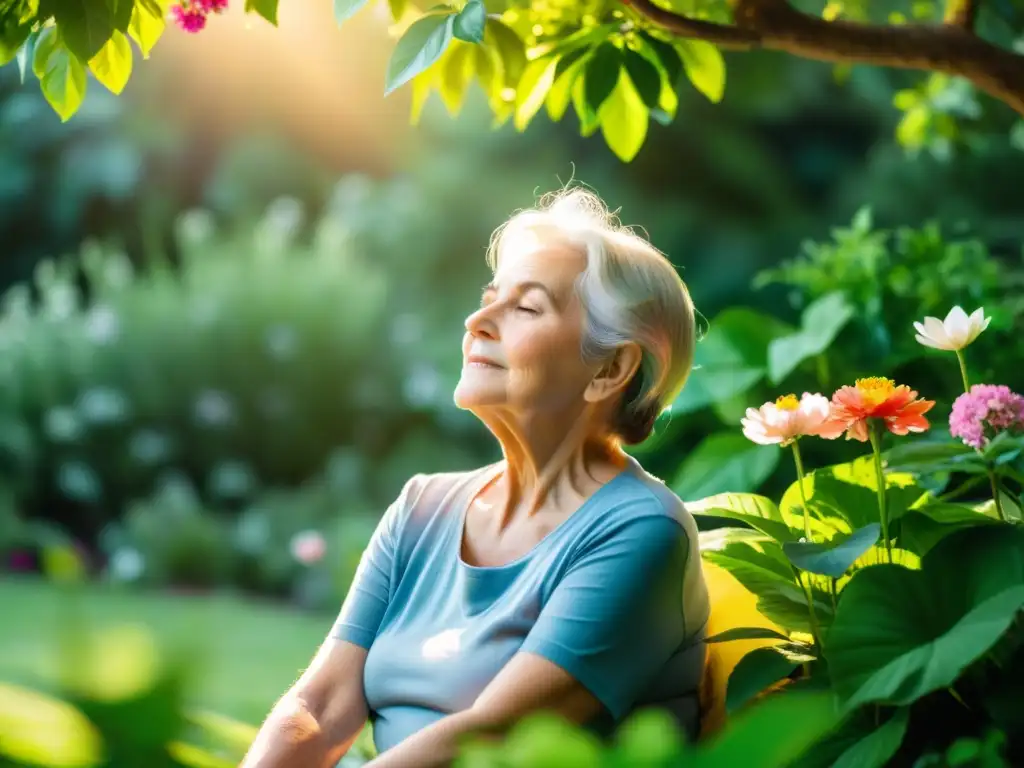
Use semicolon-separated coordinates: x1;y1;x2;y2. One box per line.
1;0;1022;159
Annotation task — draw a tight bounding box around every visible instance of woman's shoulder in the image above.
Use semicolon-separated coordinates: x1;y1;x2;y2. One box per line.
389;462;501;533
601;459;697;533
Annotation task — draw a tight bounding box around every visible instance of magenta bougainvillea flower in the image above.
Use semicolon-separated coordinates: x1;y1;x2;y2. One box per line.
172;0;229;33
949;384;1024;449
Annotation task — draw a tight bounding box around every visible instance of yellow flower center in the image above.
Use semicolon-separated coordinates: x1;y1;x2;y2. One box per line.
855;377;896;407
775;394;800;411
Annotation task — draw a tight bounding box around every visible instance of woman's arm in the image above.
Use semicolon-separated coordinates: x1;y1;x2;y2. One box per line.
365;651;603;768
241;638;370;768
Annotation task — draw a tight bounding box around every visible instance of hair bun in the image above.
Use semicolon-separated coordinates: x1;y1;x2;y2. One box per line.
615;400;661;445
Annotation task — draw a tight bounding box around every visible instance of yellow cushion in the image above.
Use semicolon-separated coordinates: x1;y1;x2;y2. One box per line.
698;561;786;738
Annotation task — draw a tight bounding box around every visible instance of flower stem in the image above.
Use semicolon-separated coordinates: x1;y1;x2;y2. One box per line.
955;349;971;393
791;440;812;542
789;563;822;652
868;422;892;563
988;468;1008;522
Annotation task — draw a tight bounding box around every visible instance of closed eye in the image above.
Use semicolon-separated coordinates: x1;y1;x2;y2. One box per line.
517;306;540;315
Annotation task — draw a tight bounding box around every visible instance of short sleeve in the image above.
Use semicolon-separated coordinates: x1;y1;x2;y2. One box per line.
520;514;688;720
332;476;420;648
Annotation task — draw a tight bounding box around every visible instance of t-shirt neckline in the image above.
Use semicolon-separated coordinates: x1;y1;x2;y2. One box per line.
453;461;634;573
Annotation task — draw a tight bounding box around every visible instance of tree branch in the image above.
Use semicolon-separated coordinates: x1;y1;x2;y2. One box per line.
627;0;1024;115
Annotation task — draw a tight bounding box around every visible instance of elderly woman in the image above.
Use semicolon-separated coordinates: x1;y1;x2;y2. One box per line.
242;188;710;768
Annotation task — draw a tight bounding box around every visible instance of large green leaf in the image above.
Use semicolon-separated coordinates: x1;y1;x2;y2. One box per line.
826;525;1024;709
795;707;908;768
781;456;928;534
694;692;839;768
670;307;792;415
831;707;909;768
598;69;648;162
768;292;855;384
452;0;485;43
688;492;798;543
634;32;680;120
484;18;525;82
898;502;1000;557
783;524;880;578
0;18;33;66
88;29;131;95
49;0;115;61
35;30;87;121
386;12;455;96
726;647;799;713
107;0;134;32
437;42;474;115
676;38;725;103
514;54;559;130
673;433;780;500
245;0;279;24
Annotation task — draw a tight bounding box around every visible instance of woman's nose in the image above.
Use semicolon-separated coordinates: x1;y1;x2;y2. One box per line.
465;306;498;340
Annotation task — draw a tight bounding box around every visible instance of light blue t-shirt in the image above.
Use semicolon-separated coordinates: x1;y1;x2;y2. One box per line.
332;458;710;754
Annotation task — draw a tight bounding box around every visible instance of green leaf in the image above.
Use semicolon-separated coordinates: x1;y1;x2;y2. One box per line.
545;48;588;121
334;0;370;24
385;12;455;96
88;29;131;94
832;708;909;768
571;74;599;136
438;41;474;115
50;0;116;61
16;29;40;81
705;627;790;644
826;525;1024;709
884;437;975;475
31;24;56;79
245;0;279;24
128;0;166;59
640;31;682;87
673;433;780;500
599;68;648;162
688;492;798;543
623;48;660;109
514;54;558;130
768;292;855;384
670;308;792;415
584;42;620;114
694;692;839;768
36;31;87;121
0;20;33;66
780;456;928;534
107;0;134;32
677;38;725;103
484;17;524;83
783;524;880;578
452;0;485;43
634;33;680;120
726;647;799;713
898;503;1001;557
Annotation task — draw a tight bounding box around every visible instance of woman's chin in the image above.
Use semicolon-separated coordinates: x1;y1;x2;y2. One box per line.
453;383;503;410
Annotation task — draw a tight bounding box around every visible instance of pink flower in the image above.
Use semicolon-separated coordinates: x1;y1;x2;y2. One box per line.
171;3;208;32
290;530;326;565
197;0;229;12
950;384;1024;449
741;393;845;447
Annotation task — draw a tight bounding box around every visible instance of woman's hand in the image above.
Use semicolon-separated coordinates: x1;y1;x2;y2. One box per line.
241;638;371;768
364;651;603;768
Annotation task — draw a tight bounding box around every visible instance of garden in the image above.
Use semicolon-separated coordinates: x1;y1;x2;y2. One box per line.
2;0;1024;766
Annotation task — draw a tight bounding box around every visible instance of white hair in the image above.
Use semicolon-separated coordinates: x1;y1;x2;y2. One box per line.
486;187;696;444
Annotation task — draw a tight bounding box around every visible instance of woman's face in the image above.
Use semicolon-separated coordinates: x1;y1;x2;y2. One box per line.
454;234;598;418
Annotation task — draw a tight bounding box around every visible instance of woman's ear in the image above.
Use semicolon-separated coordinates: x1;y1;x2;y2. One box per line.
584;343;643;404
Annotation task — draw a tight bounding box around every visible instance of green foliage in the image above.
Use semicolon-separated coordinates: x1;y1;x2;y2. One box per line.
455;691;839;768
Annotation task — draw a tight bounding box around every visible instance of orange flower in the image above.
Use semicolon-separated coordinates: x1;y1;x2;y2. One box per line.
827;377;935;442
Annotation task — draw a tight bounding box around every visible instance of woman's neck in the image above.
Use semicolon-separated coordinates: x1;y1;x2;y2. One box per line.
481;408;626;527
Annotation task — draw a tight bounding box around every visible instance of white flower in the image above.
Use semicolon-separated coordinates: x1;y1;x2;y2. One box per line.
741;392;844;447
914;306;990;352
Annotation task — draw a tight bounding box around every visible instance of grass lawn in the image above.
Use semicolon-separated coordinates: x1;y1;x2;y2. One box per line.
0;576;333;724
